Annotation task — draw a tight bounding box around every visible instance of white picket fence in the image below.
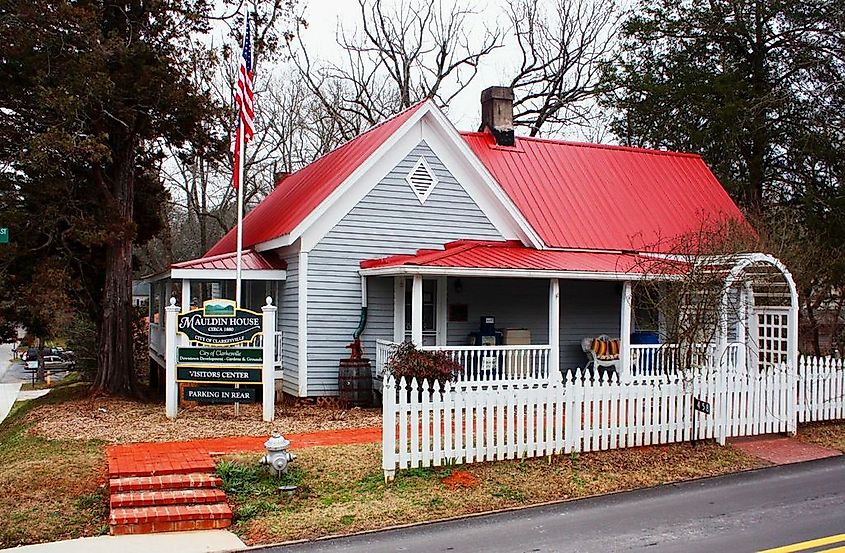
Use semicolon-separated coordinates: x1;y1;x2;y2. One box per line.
380;358;840;479
797;356;845;422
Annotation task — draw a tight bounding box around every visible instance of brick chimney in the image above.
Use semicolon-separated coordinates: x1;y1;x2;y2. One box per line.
479;86;515;146
274;171;291;187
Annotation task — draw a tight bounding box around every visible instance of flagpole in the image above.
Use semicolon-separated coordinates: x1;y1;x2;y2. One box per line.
235;124;244;308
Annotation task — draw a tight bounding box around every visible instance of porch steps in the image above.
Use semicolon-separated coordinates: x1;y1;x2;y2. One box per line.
108;473;231;535
110;488;226;508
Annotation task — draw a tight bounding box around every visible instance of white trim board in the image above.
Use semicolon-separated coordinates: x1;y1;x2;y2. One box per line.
169;269;287;281
297;250;309;397
359;265;681;281
255;101;542;254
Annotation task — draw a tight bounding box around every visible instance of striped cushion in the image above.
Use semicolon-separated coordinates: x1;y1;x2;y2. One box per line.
592;338;620;361
608;339;620;357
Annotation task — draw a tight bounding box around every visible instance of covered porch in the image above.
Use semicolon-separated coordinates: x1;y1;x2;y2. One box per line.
361;242;799;385
145;250;287;372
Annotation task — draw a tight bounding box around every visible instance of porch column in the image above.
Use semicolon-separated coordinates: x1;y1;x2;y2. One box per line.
393;277;405;342
619;281;632;381
181;279;191;312
411;274;423;346
548;278;560;377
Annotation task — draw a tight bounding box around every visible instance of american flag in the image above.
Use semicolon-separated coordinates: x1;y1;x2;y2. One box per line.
232;14;254;190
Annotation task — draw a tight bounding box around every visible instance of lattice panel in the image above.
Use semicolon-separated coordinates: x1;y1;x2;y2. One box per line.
757;309;788;369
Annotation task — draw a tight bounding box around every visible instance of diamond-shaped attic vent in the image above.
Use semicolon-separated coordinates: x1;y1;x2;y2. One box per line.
405;157;438;204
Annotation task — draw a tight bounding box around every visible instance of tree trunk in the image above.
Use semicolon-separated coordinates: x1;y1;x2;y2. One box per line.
92;149;138;397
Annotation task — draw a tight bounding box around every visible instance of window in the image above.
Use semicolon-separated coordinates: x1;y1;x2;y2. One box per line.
405;157;439;204
404;279;437;345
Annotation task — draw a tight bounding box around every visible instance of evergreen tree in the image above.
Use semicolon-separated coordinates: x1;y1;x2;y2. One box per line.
0;0;217;394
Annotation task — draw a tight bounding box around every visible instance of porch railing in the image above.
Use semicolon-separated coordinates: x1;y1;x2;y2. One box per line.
150;323;164;356
375;339;398;378
629;342;742;381
375;340;551;383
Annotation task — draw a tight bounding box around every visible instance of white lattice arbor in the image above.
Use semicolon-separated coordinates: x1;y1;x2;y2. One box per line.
718;253;799;372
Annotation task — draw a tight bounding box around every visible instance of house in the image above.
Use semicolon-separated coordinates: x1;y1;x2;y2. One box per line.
132;280;150;308
146;86;798;399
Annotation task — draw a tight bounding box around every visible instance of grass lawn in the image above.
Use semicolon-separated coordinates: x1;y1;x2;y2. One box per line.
796;420;845;452
218;440;766;546
0;381;108;548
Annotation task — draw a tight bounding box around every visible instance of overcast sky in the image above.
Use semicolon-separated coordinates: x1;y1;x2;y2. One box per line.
286;0;567;135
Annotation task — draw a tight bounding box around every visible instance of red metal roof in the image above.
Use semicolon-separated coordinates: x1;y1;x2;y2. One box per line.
172;250;286;271
206;102;748;258
461;132;747;252
360;240;685;275
206;101;427;256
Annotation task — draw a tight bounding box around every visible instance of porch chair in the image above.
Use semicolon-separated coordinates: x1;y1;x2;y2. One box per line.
581;335;621;377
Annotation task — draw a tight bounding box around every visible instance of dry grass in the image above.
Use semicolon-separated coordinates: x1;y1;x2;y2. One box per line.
221;440;766;546
24;396;381;444
796;421;845;452
0;384;108;548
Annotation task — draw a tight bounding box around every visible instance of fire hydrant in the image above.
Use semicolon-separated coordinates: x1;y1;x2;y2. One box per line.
260;431;296;477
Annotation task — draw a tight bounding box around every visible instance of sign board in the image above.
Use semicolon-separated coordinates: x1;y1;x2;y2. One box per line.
177;366;262;384
693;397;711;415
184;386;256;403
0;228;7;244
177;299;262;346
177;347;262;366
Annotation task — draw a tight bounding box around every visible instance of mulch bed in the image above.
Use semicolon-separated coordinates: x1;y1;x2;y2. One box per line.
23;395;382;444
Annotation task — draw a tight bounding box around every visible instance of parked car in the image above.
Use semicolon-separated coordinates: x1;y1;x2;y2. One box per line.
24;354;73;371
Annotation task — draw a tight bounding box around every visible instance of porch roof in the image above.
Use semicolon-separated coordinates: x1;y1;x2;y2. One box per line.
359;240;687;280
145;250;287;282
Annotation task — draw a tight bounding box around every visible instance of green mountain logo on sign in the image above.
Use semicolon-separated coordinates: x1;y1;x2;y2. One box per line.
203;299;236;317
178;302;262;346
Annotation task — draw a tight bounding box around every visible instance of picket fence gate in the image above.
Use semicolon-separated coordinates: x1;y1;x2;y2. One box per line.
382;355;844;480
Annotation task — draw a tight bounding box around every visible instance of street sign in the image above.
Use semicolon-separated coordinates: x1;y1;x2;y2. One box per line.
183;386;256;403
177;347;262;366
0;228;8;244
693;397;711;415
177;299;262;346
176;366;262;384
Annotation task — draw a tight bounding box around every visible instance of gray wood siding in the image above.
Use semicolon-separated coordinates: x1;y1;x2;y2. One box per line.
445;277;550;346
307;141;504;395
444;278;622;369
278;252;299;396
560;280;622;369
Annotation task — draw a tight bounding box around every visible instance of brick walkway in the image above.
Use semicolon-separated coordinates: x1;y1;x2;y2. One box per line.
106;425;382;534
729;435;842;465
106;426;383;478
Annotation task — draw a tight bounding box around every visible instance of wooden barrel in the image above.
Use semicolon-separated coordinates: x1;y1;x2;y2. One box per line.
338;359;373;407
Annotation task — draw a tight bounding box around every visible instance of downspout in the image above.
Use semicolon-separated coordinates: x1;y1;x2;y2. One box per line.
353;276;368;340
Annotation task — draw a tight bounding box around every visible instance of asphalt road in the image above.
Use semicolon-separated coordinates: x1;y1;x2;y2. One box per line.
258;456;845;553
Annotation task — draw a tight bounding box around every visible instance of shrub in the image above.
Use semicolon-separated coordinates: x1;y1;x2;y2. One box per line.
386;342;462;385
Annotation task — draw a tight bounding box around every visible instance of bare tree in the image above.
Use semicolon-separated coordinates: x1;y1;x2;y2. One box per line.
628;221;762;375
506;0;618;137
288;0;502;141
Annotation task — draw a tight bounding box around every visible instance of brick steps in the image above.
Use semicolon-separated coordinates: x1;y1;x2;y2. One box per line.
109;503;233;535
108;472;231;535
110;473;222;493
110;488;226;508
